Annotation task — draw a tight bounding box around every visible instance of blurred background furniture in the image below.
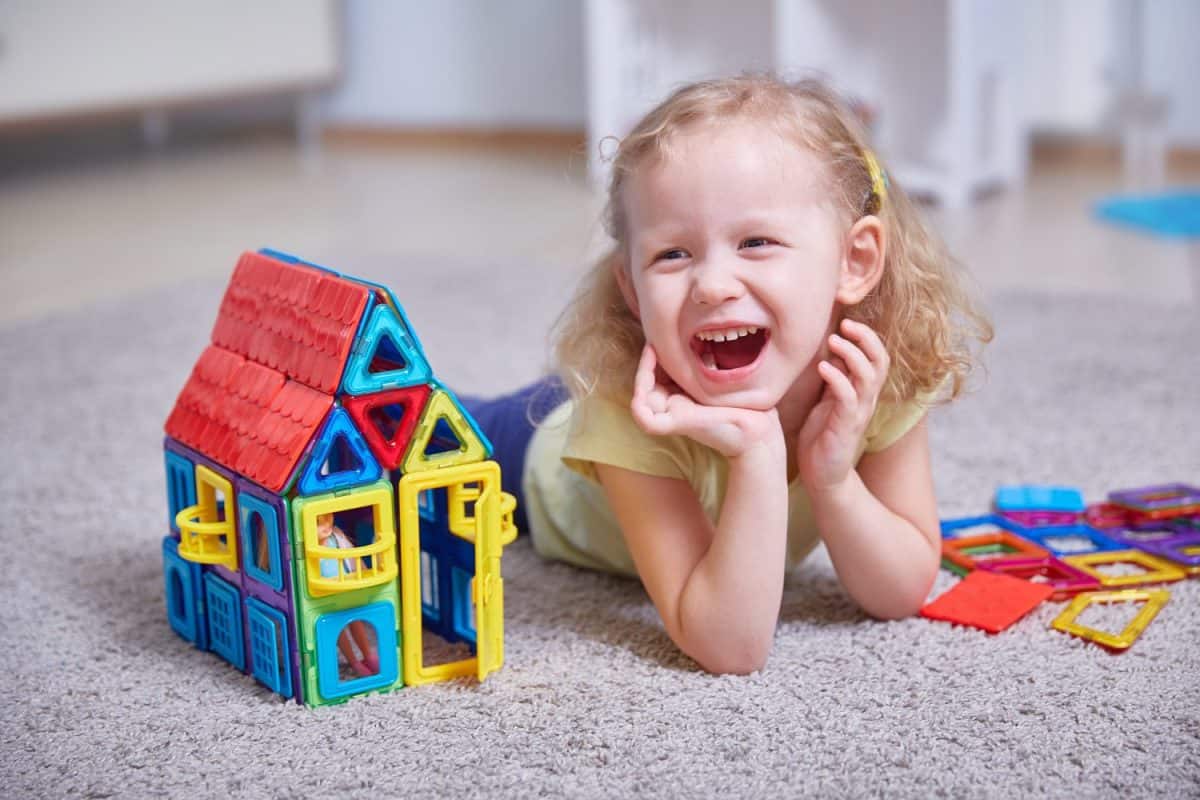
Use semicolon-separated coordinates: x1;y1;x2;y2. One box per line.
585;0;1028;208
0;0;338;152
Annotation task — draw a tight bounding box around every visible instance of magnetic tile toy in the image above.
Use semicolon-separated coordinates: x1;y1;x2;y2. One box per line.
977;557;1100;601
1136;532;1200;571
1084;502;1132;530
1017;524;1126;558
1109;483;1200;520
921;570;1054;634
1051;589;1170;651
999;510;1080;528
994;485;1085;514
161;250;517;706
941;531;1050;575
1063;549;1187;588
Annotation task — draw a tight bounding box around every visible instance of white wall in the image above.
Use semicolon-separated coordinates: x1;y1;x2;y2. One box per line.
322;0;1200;145
1143;0;1200;146
1021;0;1200;145
322;0;586;129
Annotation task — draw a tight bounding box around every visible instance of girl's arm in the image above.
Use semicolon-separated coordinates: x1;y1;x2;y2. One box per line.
797;318;940;619
808;419;940;619
595;345;789;675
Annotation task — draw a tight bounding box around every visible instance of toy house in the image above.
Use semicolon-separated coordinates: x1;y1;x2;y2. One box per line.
161;249;516;707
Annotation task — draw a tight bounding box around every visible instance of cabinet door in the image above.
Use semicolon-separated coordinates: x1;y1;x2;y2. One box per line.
0;0;338;124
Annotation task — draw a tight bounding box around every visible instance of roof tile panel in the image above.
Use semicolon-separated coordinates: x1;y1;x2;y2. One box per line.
208;251;369;394
164;343;334;493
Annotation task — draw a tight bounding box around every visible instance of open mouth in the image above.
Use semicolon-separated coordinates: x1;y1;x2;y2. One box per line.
691;326;770;372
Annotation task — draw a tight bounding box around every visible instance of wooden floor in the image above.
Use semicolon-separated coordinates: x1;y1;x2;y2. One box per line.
2;131;1197;325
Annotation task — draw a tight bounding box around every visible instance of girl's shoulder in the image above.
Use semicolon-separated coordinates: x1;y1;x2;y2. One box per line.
863;377;948;453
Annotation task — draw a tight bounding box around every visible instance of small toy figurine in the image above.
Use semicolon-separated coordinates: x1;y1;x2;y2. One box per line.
316;513;380;677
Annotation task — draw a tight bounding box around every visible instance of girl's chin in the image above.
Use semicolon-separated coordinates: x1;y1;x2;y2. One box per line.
686;382;780;411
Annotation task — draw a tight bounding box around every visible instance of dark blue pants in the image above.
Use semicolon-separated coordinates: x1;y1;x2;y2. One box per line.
457;376;568;535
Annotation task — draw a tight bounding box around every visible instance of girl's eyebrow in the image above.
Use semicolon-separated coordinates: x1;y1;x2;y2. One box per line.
632;222;689;247
729;208;795;227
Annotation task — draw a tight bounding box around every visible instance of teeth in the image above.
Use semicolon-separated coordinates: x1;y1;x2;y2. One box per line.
696;326;760;342
701;351;717;369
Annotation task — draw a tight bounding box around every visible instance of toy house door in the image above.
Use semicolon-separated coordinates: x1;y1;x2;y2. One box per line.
397;461;505;686
473;480;503;681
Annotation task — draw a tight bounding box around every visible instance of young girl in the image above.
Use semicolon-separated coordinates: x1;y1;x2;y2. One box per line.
462;74;990;675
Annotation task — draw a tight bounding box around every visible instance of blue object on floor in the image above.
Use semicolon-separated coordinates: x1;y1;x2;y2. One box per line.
1094;191;1200;238
994;484;1085;513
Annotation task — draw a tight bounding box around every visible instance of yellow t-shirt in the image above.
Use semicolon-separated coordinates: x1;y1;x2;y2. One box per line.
523;391;934;578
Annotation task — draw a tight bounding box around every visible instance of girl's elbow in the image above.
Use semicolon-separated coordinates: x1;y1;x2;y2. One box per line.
685;634;771;675
696;647;769;676
862;562;939;621
864;598;924;622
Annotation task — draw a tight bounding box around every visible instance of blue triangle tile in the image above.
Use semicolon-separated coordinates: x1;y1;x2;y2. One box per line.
342;305;433;395
297;407;382;495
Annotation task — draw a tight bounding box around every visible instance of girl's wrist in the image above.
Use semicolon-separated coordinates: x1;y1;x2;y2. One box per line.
728;430;786;469
804;470;861;511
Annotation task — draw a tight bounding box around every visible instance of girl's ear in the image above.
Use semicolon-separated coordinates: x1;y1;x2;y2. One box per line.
612;254;641;319
836;215;886;305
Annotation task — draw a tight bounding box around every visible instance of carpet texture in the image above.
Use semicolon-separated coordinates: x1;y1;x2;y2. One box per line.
1;260;1198;799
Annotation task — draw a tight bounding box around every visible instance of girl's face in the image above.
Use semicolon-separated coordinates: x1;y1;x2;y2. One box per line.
618;122;852;411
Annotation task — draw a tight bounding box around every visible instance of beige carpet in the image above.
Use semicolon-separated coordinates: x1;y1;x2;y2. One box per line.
1;257;1197;798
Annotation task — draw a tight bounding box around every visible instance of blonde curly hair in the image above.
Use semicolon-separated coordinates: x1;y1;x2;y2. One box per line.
553;74;991;406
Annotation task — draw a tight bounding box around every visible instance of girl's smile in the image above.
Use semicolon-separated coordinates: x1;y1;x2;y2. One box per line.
690;324;771;379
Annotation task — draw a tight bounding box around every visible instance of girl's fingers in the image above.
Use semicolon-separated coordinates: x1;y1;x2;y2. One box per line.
840;319;890;372
634;343;658;398
818;359;857;411
827;333;874;393
631;343;683;433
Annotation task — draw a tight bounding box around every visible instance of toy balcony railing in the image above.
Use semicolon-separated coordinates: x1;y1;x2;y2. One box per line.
499;492;517;545
175;505;238;570
448;485;518;546
305;533;399;596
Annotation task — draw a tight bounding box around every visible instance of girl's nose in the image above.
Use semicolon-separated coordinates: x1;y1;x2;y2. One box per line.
689;260;745;305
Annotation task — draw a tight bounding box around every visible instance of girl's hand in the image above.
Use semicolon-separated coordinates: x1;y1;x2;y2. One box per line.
630;343;782;459
796;319;890;491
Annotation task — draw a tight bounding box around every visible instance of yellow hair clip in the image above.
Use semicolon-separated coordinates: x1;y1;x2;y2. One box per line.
863;149;888;209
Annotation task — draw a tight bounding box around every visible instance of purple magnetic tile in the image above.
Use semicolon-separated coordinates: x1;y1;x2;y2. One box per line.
235;477;302;703
199;564;250;674
245;575;304;704
999;510;1080;528
1108;483;1200;512
1107;524;1186;549
235;477;293;609
1138;532;1200;567
1172;515;1200;534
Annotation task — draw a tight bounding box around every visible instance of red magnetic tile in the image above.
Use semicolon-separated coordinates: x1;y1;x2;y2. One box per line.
344;384;431;470
207;251;368;394
165;252;378;491
920;570;1054;634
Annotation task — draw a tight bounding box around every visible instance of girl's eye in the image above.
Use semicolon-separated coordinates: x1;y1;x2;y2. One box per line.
655;248;688;262
740;237;774;249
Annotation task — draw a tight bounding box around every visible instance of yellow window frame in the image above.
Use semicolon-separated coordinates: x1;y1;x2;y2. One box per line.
175;465;237;570
297;483;399;598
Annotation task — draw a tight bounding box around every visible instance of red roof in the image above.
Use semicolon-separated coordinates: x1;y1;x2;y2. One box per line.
165;251;372;493
211;251;370;394
166;346;332;493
